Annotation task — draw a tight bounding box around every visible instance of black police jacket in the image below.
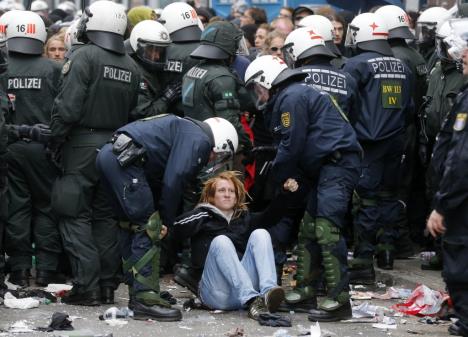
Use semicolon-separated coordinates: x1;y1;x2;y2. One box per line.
117;114;214;227
343;51;414;141
434;85;468;216
265;82;361;184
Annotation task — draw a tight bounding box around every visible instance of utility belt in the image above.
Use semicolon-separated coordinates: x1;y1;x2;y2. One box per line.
111;133;146;168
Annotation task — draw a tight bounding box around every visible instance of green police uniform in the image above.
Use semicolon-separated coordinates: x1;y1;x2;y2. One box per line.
0;86;8;295
161;42;200;116
50;44;140;295
5;54;62;277
182;61;251;150
423;60;465;198
131;62;168;119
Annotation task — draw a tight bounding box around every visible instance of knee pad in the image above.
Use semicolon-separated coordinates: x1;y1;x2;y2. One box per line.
315;218;340;246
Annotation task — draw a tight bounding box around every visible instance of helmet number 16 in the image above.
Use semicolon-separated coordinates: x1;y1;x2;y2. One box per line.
16;24;36;34
180;10;197;20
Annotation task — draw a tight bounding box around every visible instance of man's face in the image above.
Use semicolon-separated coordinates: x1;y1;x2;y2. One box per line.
47;40;66;61
332;20;344;44
240;9;255;27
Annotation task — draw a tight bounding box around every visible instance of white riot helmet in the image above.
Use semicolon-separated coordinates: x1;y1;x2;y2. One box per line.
204;117;238;154
76;0;127;54
160;2;201;42
345;12;393;56
283;26;335;68
416;7;449;46
0;9;21;46
6;11;46;55
244;55;305;109
57;1;77;16
129;20;171;70
64;20;82;50
31;0;48;13
298;15;341;56
375;5;415;40
435;19;466;64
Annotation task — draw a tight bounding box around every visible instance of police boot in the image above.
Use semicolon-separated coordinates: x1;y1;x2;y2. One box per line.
35;270;67;287
448;320;468;336
376;243;394;270
281;214;318;313
125;213;182;322
62;286;101;306
132;291;182;322
9;269;30;287
349;259;375;285
173;264;199;295
308;218;352;322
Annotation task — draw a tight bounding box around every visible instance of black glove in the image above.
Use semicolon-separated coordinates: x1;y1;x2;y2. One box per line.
29;123;51;144
162;82;182;104
257;313;292;327
14;124;32;139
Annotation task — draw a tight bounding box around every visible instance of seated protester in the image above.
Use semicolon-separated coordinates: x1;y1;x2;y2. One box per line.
170;171;299;320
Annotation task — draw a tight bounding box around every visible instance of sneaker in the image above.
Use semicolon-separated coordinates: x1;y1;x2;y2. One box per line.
264;286;285;313
248;296;267;320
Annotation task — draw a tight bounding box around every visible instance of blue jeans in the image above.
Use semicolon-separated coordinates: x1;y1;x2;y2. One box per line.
199;229;278;310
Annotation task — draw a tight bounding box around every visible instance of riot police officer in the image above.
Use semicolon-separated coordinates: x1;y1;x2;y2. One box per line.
420;21;466;270
50;0;140;306
375;5;428;260
4;11;63;287
416;6;450;72
297;15;347;68
95;115;238;321
127;20;181;119
245;55;362;321
0;58;7;297
343;13;413;279
426;18;468;337
282;26;360;117
182;21;252;152
159;2;202;116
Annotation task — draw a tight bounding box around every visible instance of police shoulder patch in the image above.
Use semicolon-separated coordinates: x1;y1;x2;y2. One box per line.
62;60;71;75
281;112;291;128
454;113;467;131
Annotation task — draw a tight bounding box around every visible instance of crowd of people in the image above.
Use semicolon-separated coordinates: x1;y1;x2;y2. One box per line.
0;0;468;335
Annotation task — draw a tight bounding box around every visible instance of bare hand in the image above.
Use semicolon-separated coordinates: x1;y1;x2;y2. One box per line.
160;225;168;239
426;210;446;238
283;178;298;192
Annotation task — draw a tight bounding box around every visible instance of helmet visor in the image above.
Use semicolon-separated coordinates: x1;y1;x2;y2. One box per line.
344;24;359;47
416;22;437;44
281;42;296;68
136;41;167;69
245;81;269;110
442;19;468;61
236;36;249;56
